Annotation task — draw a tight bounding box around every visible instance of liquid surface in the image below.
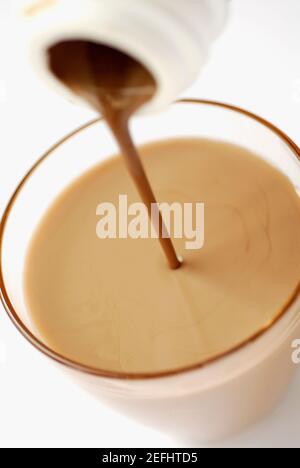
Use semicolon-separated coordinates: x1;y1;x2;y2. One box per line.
24;138;300;374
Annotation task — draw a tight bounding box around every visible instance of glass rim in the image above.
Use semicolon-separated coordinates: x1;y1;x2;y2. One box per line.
1;98;300;381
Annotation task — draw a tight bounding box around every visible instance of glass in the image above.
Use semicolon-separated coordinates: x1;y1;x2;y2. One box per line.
1;100;300;442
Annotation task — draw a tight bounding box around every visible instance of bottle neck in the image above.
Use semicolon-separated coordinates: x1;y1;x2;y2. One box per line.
19;0;228;113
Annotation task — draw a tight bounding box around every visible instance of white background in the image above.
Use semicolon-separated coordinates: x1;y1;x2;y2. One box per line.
0;0;300;448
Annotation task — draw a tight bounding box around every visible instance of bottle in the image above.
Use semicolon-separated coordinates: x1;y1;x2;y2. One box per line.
15;0;228;113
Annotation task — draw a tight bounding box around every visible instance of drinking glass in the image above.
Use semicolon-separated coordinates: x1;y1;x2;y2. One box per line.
1;100;300;442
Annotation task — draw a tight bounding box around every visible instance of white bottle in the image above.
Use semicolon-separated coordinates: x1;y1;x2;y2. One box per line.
15;0;228;113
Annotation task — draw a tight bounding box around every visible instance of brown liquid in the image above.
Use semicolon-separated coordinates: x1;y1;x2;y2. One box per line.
24;40;300;375
49;40;180;269
24;138;300;374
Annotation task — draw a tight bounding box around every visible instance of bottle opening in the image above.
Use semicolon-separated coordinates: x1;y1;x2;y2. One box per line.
48;40;157;109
